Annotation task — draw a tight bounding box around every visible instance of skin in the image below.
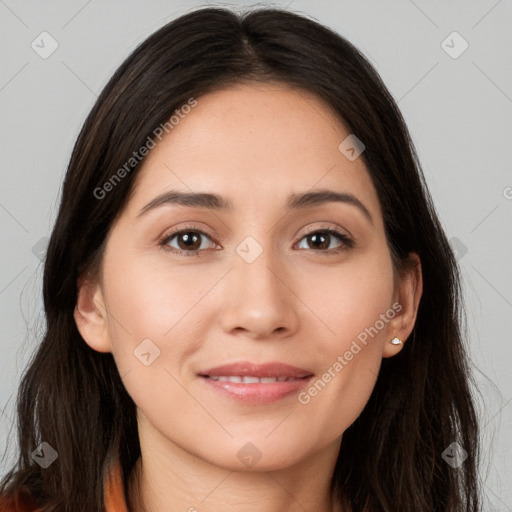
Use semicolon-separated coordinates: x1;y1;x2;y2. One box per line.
75;82;422;512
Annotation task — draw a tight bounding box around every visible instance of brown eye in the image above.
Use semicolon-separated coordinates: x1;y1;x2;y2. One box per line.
161;228;217;256
306;232;330;250
174;231;202;251
296;229;354;253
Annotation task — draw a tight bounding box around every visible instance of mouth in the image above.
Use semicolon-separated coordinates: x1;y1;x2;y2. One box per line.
198;361;314;403
203;375;305;383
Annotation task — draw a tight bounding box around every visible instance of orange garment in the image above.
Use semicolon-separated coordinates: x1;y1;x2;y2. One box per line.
0;458;129;512
103;457;130;512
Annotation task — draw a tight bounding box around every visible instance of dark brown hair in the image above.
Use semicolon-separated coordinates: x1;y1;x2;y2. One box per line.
1;6;481;511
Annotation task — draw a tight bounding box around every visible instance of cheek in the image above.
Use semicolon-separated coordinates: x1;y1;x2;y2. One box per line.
297;248;396;349
100;257;204;427
288;250;395;427
302;349;382;444
101;252;210;339
292;249;394;416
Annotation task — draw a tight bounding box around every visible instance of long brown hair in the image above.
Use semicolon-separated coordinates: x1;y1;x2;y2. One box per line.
1;6;481;511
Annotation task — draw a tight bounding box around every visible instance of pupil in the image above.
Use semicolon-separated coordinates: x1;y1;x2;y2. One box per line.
311;233;328;249
180;232;200;250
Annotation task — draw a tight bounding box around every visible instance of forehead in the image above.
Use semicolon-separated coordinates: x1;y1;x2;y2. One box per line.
128;82;381;220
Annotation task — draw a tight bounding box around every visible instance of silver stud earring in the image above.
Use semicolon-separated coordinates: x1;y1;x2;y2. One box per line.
390;337;402;345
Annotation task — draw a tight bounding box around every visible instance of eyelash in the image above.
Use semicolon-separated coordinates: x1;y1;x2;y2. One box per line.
158;224;354;258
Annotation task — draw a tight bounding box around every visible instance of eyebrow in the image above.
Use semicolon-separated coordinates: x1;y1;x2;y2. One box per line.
138;188;373;225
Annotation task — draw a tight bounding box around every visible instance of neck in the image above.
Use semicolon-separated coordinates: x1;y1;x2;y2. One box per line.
126;421;344;512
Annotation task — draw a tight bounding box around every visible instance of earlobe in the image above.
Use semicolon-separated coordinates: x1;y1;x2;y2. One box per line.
382;253;423;358
74;279;112;353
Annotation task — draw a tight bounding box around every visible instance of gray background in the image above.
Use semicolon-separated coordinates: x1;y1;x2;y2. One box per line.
1;0;511;508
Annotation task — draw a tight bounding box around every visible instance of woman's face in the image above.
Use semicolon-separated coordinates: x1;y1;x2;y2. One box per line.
77;82;420;472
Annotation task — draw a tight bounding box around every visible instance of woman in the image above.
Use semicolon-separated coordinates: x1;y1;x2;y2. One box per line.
0;6;481;511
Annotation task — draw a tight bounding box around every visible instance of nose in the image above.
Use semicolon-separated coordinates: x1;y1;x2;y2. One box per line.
219;243;300;340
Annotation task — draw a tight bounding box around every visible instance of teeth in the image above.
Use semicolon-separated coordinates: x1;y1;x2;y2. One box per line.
206;376;297;383
242;376;260;383
218;376;242;383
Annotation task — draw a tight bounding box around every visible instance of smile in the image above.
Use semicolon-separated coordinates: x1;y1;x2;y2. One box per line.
205;375;303;383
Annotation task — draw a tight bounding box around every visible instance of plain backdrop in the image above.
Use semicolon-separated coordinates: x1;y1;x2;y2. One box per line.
1;0;511;508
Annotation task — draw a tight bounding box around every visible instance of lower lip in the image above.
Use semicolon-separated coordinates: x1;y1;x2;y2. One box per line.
199;376;314;404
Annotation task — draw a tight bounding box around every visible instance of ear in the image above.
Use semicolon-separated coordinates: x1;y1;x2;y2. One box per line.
382;252;423;358
74;277;112;353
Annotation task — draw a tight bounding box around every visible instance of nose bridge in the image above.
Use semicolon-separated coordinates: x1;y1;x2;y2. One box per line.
219;234;298;338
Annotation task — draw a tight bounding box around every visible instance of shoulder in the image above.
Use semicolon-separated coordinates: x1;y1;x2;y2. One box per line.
0;491;42;512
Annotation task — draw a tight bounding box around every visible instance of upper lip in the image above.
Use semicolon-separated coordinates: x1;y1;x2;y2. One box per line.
198;361;314;379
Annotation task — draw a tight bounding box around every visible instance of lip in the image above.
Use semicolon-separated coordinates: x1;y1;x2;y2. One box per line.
198;361;314;404
198;361;313;379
